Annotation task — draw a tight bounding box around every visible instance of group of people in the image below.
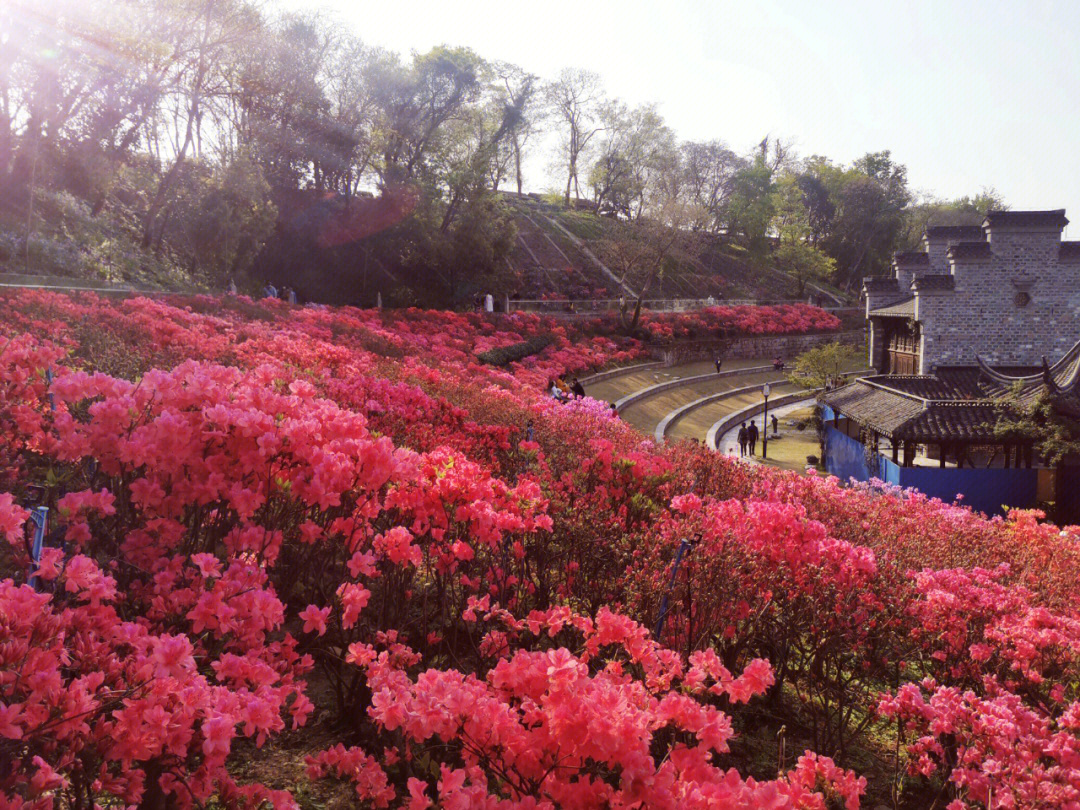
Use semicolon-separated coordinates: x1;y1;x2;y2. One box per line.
736;414;780;457
548;377;620;419
549;376;586;401
823;375;844;391
261;282;298;304
473;293;495;313
772;356;786;371
736;420;760;456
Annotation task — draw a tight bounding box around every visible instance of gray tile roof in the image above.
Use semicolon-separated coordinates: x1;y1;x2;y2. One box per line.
984;209;1068;229
913;274;955;292
893;251;929;266
863;277;900;292
947;242;992;261
925;224;986;241
825;344;1080;441
869;296;915;318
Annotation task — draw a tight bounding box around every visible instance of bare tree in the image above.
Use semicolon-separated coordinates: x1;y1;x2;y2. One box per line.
589;102;675;221
544;68;603;208
491;62;541;195
599;196;704;332
141;0;260;250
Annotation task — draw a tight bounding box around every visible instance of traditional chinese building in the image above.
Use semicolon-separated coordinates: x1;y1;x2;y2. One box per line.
822;210;1080;518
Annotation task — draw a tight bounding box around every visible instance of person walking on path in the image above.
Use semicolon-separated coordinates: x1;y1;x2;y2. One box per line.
714;356;723;374
747;420;759;456
737;423;748;457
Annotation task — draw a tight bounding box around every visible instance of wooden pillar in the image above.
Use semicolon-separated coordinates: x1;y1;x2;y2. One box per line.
1025;445;1033;469
939;444;946;468
891;439;899;464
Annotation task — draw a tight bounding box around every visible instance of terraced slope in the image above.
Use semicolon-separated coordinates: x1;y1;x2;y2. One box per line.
617;370;786;435
501;193;846;302
666;381;802;443
583;359;770;407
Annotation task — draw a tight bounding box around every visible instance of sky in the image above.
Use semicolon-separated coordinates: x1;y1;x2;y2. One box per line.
283;0;1080;230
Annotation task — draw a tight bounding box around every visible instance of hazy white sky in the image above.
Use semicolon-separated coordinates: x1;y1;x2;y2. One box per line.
285;0;1080;227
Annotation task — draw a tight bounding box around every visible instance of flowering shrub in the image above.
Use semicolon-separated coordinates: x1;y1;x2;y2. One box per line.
576;303;842;344
0;289;1077;808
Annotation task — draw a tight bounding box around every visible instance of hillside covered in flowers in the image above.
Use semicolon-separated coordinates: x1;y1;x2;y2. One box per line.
1;291;1079;810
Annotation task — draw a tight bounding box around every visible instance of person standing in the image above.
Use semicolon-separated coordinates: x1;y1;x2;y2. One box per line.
484;293;494;313
227;277;238;295
714;356;723;374
737;423;748;457
571;377;586;398
610;402;619;418
771;414;779;436
747;420;759;456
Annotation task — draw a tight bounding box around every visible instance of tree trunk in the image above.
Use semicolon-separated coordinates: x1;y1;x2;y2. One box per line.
142;95;198;249
514;138;524;195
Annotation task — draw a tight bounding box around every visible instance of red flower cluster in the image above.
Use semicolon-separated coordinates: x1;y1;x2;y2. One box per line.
0;290;1077;809
577;304;842;343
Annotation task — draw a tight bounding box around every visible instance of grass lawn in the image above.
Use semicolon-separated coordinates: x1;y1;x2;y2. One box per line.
758;405;822;472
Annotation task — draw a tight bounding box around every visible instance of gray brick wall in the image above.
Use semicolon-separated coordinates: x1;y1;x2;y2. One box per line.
914;224;1080;372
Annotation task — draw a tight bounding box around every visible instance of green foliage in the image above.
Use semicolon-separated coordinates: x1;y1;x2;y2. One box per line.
0;0;1002;305
898;188;1008;251
727;157;775;247
475;335;554;366
774;241;836;297
183;157;277;283
993;388;1080;467
0;189;188;288
786;342;861;391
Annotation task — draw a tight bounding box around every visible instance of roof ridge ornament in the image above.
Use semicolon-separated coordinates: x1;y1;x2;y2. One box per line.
975;336;1080;395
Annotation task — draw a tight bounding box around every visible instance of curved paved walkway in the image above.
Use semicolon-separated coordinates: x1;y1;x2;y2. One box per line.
716;398;819;467
616;369;784;436
665;380;801;443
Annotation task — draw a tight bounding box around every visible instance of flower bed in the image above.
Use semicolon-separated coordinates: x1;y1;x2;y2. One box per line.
0;290;1077;809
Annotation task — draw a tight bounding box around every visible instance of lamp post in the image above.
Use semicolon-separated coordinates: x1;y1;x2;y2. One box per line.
762;382;771;459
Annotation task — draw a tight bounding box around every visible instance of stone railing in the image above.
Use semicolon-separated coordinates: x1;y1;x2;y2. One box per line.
0;273;196;296
503;298;863;315
578;361;666;386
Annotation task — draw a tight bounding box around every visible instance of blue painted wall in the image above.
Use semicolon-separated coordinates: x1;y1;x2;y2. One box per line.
823;426;1037;516
823;425;880;482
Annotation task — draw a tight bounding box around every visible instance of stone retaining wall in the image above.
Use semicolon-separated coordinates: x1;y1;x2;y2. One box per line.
614;365;774;412
579;361;665;386
658;330;863;366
